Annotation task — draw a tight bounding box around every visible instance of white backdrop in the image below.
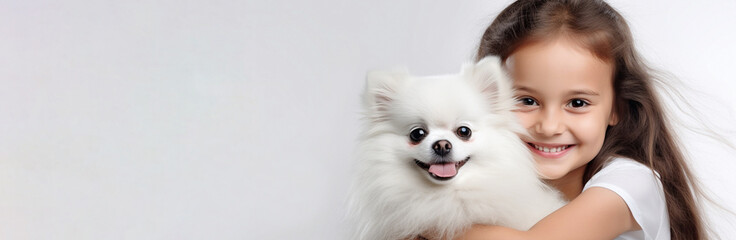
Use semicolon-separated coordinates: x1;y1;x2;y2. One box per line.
1;0;735;239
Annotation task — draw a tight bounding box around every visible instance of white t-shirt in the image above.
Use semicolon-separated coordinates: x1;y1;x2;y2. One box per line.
582;157;670;240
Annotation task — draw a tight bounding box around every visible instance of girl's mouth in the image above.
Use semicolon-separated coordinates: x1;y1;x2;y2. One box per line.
526;142;574;158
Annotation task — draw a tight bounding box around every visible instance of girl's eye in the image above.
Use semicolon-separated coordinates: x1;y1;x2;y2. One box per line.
568;99;589;108
409;128;427;143
517;97;538;106
456;126;472;140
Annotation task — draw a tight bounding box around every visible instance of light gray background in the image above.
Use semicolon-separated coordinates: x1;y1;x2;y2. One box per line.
1;0;735;239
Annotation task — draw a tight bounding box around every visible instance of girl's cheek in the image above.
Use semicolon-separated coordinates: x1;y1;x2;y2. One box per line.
573;114;608;143
514;111;536;131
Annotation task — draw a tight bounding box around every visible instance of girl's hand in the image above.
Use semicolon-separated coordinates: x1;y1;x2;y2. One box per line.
453;188;640;240
451;225;522;240
407;227;502;240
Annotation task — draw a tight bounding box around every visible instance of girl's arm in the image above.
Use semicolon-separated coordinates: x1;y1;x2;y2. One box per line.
456;187;641;240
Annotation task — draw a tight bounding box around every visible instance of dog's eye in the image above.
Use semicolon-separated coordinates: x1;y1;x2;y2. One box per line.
409;128;427;143
456;126;472;140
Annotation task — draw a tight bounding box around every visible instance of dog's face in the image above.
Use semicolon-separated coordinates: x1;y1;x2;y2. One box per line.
362;57;517;184
400;80;482;183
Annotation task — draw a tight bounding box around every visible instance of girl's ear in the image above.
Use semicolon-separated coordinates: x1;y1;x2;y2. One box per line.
362;69;408;122
608;111;619;126
463;56;515;112
608;99;620;126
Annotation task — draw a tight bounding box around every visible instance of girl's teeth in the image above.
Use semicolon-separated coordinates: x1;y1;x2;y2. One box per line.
534;144;567;153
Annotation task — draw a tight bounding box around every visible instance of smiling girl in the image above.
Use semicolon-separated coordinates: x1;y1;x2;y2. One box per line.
456;0;707;239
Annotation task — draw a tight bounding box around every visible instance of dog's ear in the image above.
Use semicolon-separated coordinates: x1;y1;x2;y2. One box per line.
362;69;408;122
462;56;515;112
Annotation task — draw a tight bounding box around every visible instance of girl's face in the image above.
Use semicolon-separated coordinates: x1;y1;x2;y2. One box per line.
507;37;617;181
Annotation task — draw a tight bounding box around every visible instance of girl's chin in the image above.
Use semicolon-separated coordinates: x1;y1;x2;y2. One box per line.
537;171;564;181
534;163;568;180
536;162;589;183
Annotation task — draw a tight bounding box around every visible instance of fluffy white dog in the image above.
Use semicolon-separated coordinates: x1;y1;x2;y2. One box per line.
348;57;565;240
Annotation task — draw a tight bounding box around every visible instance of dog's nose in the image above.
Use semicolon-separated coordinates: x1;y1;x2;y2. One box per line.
432;140;452;156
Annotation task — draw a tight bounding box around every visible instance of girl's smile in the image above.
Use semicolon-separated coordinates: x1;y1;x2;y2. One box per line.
525;141;575;159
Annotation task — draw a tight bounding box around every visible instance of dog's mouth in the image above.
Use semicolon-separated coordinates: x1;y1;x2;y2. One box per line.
414;157;470;181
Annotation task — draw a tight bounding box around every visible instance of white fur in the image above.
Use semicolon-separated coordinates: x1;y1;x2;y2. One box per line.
348;57;566;240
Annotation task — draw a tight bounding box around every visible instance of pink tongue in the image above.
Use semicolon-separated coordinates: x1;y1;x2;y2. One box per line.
428;163;457;177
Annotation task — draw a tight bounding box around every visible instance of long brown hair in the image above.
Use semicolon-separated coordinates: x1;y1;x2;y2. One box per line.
476;0;707;239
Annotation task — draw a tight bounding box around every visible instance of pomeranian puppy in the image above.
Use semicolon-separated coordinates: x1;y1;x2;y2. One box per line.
348;56;565;240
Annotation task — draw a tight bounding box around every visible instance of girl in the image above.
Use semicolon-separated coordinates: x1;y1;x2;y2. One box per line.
429;0;707;239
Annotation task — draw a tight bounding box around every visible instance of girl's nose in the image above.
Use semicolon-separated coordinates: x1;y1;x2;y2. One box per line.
534;108;564;137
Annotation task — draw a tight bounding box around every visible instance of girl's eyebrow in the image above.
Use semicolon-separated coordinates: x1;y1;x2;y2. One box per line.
514;87;600;96
568;89;600;96
514;86;537;94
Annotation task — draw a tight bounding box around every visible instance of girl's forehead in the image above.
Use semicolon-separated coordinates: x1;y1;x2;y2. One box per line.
508;37;612;69
506;37;614;93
